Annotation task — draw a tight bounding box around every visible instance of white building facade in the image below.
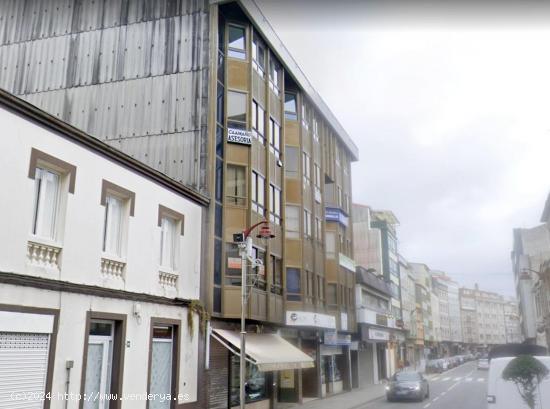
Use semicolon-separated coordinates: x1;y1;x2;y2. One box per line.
0;91;206;409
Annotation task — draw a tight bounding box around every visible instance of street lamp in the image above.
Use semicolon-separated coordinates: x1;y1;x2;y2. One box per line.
234;220;275;409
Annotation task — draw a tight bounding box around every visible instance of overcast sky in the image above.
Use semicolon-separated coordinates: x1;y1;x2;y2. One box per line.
257;0;550;296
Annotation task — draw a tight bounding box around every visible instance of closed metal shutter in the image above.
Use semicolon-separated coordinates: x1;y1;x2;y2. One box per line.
0;332;50;409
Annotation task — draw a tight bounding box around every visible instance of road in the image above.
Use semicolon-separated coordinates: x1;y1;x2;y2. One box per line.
364;362;488;409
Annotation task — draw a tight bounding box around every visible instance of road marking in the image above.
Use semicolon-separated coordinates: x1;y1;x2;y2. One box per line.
466;377;473;382
454;377;462;381
432;377;440;381
442;377;451;381
423;404;431;408
433;396;440;402
477;378;485;382
440;391;447;396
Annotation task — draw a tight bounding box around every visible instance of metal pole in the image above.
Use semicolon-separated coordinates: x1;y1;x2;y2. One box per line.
239;239;248;409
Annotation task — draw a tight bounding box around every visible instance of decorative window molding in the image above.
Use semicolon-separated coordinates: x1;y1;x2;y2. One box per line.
157;205;185;235
28;148;76;194
100;180;135;216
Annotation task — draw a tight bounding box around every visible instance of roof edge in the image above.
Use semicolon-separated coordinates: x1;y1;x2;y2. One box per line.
0;89;210;207
213;0;359;161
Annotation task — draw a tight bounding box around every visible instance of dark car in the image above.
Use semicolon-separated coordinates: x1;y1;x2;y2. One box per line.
386;371;430;402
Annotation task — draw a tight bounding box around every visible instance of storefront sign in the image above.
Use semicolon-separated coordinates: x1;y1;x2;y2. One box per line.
280;369;295;388
286;311;336;329
324;331;352;346
368;328;390;341
325;207;349;227
227;128;252;145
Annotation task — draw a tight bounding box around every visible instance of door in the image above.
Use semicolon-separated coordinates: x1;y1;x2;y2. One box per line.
84;321;114;409
149;326;174;409
0;332;50;409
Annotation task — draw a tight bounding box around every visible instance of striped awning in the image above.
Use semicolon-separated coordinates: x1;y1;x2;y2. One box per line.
211;329;314;372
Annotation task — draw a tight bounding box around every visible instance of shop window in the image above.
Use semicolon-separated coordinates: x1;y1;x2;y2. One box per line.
286;268;301;301
228;24;246;60
226;165;246;206
230;356;267;406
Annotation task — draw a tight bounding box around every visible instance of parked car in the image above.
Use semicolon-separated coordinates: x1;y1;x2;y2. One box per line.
487;356;550;409
386;371;430;402
477;358;489;370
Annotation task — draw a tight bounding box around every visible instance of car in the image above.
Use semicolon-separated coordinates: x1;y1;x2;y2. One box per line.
487;356;550;408
386;371;430;402
478;358;489;370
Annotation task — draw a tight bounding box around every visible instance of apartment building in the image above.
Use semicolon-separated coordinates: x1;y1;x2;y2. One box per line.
511;223;550;347
398;256;423;367
431;271;462;355
0;90;205;409
536;195;550;350
503;299;522;344
0;1;359;407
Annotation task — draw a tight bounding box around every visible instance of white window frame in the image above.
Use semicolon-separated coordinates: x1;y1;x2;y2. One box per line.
251;171;266;215
269;118;281;158
269;184;282;225
159;215;181;273
31;167;61;242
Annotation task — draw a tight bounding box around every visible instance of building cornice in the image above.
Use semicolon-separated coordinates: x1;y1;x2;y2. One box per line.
0;89;210;207
0;271;195;307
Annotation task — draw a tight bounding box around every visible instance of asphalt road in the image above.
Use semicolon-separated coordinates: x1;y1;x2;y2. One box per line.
363;362;488;409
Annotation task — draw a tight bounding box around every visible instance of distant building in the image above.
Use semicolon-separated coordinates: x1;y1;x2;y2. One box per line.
503;299;522;344
511;223;550;347
399;256;423;367
431;271;462;354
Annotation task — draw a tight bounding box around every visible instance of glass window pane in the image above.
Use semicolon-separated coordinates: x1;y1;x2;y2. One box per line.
287;268;301;294
228;25;245;50
33;168;60;240
284;93;297;120
285;146;299;178
104;195;123;256
227;91;247;123
227;165;246;206
160;217;178;269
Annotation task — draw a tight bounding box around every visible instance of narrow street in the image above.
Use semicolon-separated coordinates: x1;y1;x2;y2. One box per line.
363;362;488;409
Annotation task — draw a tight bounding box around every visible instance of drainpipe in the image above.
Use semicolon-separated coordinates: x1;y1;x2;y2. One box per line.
65;360;73;409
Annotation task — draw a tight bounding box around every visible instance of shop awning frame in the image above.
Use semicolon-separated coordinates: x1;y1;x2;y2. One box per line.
211;329;315;372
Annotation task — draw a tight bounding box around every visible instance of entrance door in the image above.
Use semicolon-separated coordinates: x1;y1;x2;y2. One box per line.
84;321;114;409
149;326;174;409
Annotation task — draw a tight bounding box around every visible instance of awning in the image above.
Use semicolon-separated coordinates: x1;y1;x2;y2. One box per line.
211;329;314;371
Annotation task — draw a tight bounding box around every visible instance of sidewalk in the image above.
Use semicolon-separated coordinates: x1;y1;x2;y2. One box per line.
277;384;387;409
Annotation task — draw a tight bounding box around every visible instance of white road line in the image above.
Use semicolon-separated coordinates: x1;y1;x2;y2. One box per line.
433;396;440;402
442;377;451;381
477;378;485;382
440;391;447;396
454;377;462;381
423;404;431;408
432;377;440;381
466;377;473;382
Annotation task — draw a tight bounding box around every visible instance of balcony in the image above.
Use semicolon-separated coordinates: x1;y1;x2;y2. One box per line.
357;306;396;329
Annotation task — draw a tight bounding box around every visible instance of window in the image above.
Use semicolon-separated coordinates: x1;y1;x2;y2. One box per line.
149;325;177;408
327;283;337;306
228;24;246;60
252;34;266;76
325;231;336;259
303;209;312;238
269;55;281;95
285;146;299;178
270;255;282;295
31;167;60;240
302;152;311;185
252;100;265;144
315;217;322;242
305;271;314;302
312;118;319;141
314;164;321;188
230;357;267;406
102;195;124;257
285;205;300;239
251;171;265;215
227;165;246;206
318;276;325;302
301;104;309;129
269;118;281;158
227;91;247;125
251;247;266;290
269;184;281;225
160;216;179;271
284;93;297;120
286;268;301;301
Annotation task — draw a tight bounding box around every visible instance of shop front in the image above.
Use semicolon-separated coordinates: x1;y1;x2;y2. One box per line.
321;331;352;396
358;324;392;385
208;326;314;409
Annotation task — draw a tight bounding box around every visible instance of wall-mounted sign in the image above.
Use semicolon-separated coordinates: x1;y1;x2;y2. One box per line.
368;328;390;341
340;312;348;331
227;257;242;269
324;330;352;346
286;311;336;329
325;207;349;227
227;128;252;145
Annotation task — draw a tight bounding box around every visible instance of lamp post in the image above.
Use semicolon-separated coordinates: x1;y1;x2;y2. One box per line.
235;220;275;409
